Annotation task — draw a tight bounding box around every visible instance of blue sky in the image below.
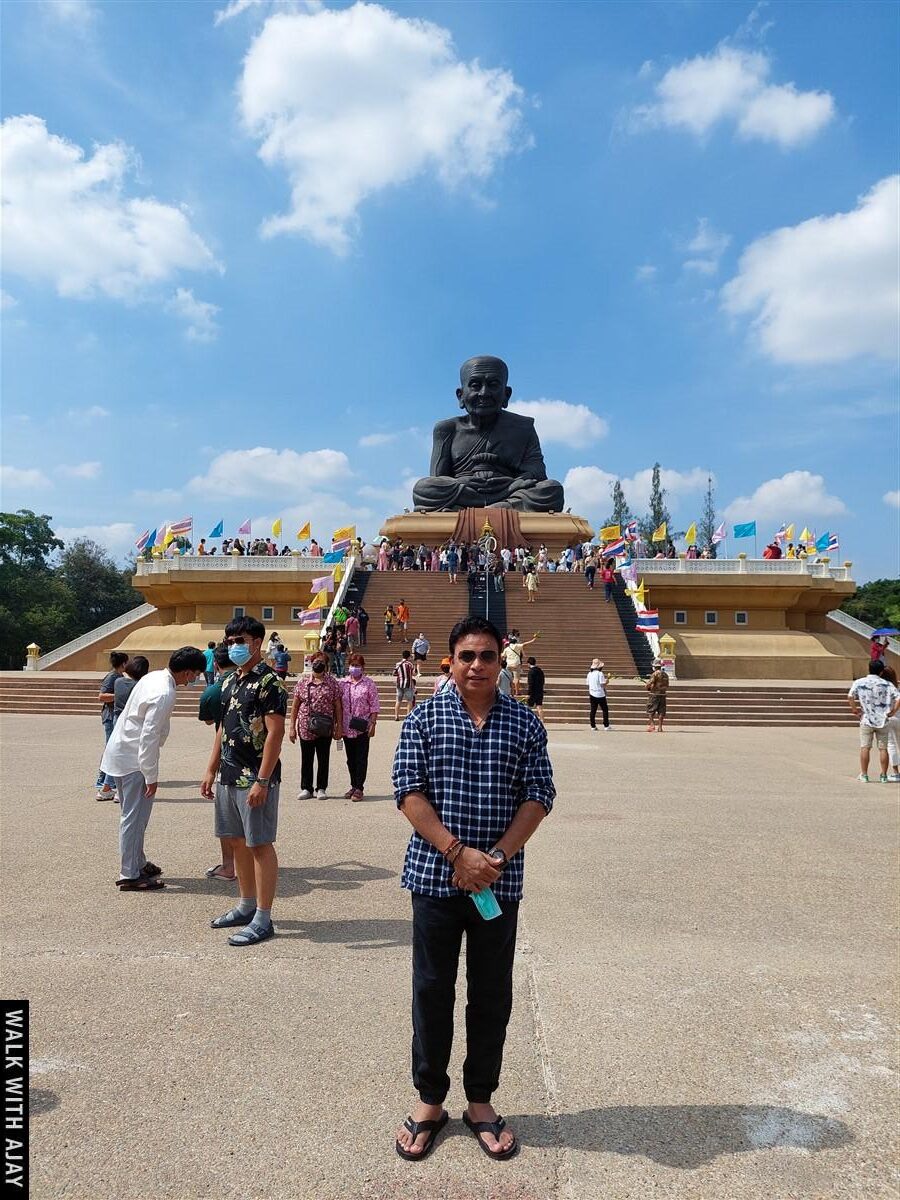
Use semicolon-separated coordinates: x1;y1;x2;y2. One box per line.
1;0;897;581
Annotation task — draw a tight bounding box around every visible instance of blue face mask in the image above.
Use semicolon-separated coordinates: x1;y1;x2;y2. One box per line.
228;643;252;666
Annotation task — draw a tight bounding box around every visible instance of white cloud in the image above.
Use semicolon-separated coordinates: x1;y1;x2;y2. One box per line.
508;399;609;448
721;176;900;365
635;264;657;284
239;3;528;252
563;465;710;516
214;0;263;25
67;404;110;421
358;476;417;512
57;461;100;480
1;115;220;301
0;465;52;492
53;521;140;560
634;45;835;148
166;287;220;342
42;0;97;27
1;290;17;309
358;426;424;448
683;217;731;275
724;471;847;523
188;447;352;499
884;491;900;510
132;487;183;507
251;497;377;544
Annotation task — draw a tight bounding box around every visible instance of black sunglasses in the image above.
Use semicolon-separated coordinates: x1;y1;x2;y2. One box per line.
225;636;254;646
456;649;499;664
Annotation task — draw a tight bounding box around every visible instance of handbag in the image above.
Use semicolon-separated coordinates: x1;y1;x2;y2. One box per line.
306;683;335;738
349;716;369;734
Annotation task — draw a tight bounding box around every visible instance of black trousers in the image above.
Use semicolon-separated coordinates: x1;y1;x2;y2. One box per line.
411;892;519;1105
359;622;368;646
300;736;331;791
344;735;370;789
590;696;609;728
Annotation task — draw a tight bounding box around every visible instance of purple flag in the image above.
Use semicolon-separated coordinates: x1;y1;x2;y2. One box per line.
310;575;334;594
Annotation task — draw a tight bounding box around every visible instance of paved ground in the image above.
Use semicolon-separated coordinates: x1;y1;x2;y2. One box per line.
2;714;897;1200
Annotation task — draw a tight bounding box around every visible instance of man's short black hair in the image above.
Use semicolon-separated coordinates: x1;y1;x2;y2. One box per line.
207;641;216;649
110;651;129;669
448;616;503;655
214;643;232;670
169;646;206;673
869;659;886;676
225;615;265;641
125;655;150;681
527;656;537;665
402;649;411;659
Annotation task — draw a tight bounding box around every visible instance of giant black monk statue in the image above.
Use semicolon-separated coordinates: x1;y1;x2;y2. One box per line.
412;356;565;512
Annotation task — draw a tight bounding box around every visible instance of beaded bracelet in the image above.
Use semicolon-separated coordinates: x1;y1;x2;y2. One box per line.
447;841;465;865
442;837;461;861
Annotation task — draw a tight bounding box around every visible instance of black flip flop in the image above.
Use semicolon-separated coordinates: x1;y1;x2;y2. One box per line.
395;1110;449;1161
462;1111;518;1160
116;876;165;891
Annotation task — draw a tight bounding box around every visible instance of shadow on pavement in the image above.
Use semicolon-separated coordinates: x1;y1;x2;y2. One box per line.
275;917;411;949
164;860;396;899
507;1104;853;1167
30;1088;61;1116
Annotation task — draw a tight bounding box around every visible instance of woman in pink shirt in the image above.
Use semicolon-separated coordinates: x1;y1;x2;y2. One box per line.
601;561;617;602
339;653;380;800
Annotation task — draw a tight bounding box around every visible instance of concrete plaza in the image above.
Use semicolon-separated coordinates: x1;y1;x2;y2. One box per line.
2;713;897;1199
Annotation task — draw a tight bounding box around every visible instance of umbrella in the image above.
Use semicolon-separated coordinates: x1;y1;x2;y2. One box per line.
872;627;899;636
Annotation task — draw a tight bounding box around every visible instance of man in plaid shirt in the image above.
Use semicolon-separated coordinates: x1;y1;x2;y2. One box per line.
392;616;555;1163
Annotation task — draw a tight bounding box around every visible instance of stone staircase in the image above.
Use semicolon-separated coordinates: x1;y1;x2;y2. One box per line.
0;674;855;727
343;571;472;673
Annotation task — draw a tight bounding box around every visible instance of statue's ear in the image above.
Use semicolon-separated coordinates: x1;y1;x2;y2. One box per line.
456;388;465;408
502;386;512;408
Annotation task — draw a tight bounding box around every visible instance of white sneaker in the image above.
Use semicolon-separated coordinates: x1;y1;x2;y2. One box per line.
857;774;869;783
887;773;900;782
603;725;613;731
297;789;313;800
316;789;328;799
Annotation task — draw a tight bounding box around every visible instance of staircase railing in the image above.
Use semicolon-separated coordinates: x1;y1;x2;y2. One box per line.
320;554;360;637
827;610;900;656
36;604;157;670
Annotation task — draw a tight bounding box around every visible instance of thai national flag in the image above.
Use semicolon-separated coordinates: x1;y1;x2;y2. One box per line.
604;536;627;557
625;520;638;541
168;516;193;535
332;538;351;552
827;533;839;552
300;609;321;627
134;529;151;552
636;609;659;633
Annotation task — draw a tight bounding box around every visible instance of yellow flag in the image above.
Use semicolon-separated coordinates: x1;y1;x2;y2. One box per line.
332;525;355;542
684;523;697;546
332;562;344;585
310;588;330;610
652;522;667;542
296;521;311;541
799;526;812;543
600;524;620;542
272;518;282;538
164;529;175;547
784;523;795;540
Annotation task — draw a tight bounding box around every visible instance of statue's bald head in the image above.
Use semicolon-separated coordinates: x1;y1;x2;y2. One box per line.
460;356;509;387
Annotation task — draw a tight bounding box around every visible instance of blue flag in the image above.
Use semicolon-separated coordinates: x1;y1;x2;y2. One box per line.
323;550;344;564
815;532;830;552
208;519;224;539
733;521;757;539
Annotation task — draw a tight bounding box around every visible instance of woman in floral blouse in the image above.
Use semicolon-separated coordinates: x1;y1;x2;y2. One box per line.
288;651;343;799
339;653;380;800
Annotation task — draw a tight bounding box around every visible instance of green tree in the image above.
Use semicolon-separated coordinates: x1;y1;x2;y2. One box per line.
638;464;671;550
697;474;718;558
840;579;900;631
0;511;72;668
0;509;63;568
605;479;633;531
57;539;138;632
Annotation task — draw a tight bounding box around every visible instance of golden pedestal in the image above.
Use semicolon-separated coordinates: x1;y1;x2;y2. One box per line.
378;509;593;557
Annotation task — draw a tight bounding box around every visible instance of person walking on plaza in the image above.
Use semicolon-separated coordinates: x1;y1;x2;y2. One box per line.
870;635;888;665
397;598;411;642
447;542;460;584
645;658;669;733
272;643;292;681
289;651;343;799
587;658;610;730
203;641;216;686
384;605;396;642
504;631;537;699
879;666;900;781
201;617;287;945
392;616;555;1162
394;649;417;720
526;656;545;722
848;659;900;783
497;657;514;696
96;651;129;800
340;653;380;800
524;565;538;603
113;656;150;725
412;632;430;676
104;646;206;890
199;644;237;881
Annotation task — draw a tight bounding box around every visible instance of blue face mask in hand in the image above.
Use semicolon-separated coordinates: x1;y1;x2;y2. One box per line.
228;643;252;666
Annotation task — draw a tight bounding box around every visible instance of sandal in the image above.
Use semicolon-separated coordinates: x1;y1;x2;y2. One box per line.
462;1111;518;1160
227;922;275;947
395;1110;448;1161
116;876;165;891
205;864;237;880
211;908;257;929
141;862;162;878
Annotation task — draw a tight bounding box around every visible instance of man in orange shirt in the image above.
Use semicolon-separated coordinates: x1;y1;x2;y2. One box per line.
396;599;411;643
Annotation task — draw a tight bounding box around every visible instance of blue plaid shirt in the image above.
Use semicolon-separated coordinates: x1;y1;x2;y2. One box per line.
392;686;556;901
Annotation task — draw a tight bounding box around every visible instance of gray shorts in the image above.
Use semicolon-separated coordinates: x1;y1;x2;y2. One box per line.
860;724;889;749
214;782;279;847
396;687;416;703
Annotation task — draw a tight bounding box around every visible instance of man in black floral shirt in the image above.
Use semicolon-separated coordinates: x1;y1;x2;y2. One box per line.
201;616;287;946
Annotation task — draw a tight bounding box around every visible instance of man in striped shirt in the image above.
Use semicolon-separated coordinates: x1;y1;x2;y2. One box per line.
392;617;555;1162
393;650;417;721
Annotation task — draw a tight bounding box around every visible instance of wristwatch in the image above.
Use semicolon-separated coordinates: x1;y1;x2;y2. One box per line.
256;777;270;788
488;847;508;868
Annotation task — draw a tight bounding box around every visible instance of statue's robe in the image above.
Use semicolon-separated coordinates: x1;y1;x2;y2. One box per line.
412;411;565;513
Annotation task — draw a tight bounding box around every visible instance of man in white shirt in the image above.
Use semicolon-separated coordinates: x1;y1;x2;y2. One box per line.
102;646;206;890
848;660;900;783
586;658;610;730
